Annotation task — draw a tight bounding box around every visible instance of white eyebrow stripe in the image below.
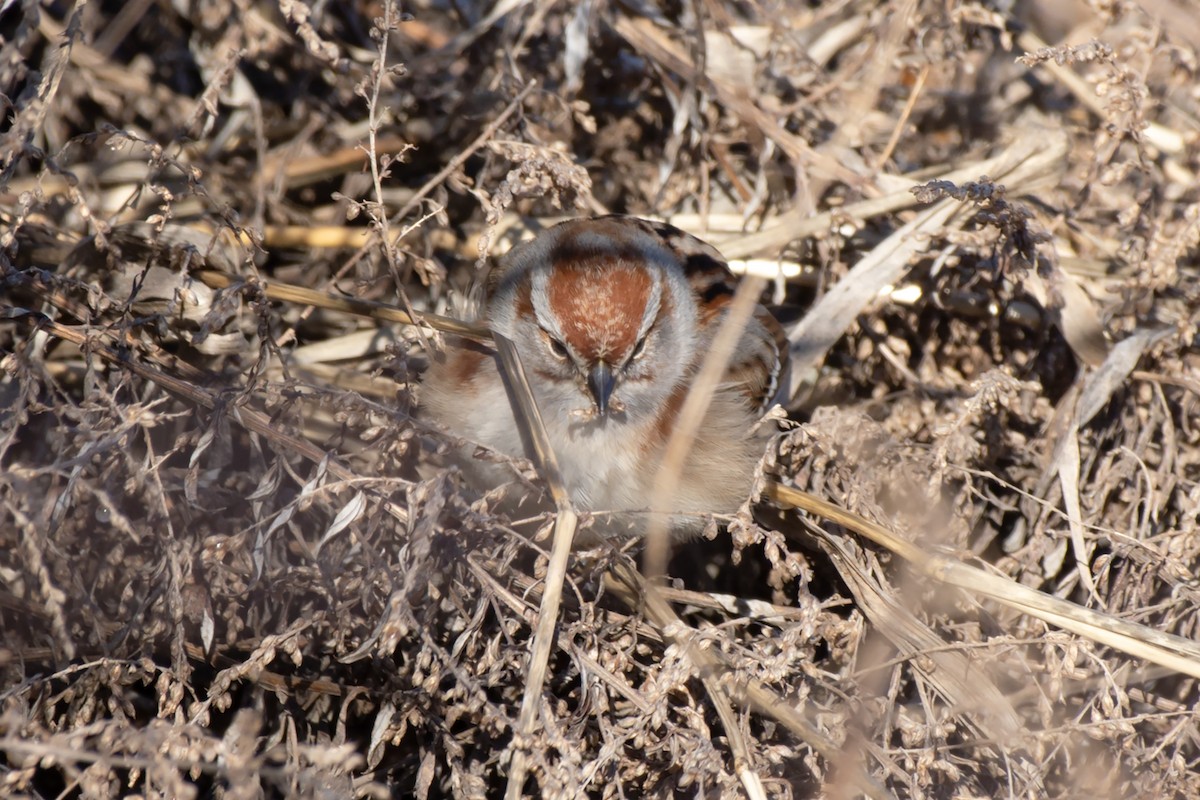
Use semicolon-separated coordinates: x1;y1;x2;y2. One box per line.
529;269;566;343
637;273;662;339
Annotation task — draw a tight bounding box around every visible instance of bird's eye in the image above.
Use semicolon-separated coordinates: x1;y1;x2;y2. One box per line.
546;335;570;360
630;335;649;361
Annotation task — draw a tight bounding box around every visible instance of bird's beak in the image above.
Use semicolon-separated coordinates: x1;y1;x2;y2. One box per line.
587;361;616;416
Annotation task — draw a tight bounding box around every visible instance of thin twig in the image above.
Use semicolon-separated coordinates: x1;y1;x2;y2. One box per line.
721;129;1070;259
493;333;580;800
765;481;1200;679
392;81;538;225
194;268;489;341
874;63;928;170
643;274;765;580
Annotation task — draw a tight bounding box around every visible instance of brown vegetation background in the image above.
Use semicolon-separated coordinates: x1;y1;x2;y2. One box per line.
2;0;1199;797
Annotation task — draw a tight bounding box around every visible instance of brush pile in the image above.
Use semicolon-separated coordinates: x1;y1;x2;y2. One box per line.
2;1;1198;797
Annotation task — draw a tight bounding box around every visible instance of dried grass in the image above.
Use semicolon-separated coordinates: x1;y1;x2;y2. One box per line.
2;1;1199;797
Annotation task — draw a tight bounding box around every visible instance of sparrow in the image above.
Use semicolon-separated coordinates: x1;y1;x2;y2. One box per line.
421;215;788;542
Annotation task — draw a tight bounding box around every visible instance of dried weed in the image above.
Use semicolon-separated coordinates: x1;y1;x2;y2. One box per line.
2;1;1199;797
